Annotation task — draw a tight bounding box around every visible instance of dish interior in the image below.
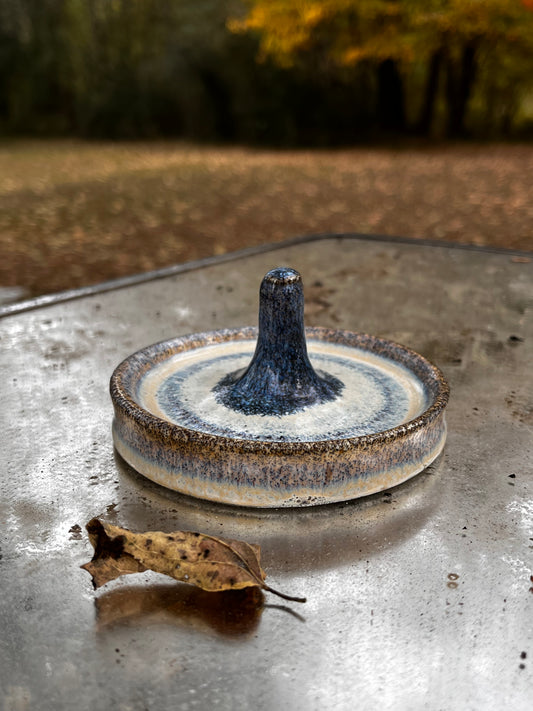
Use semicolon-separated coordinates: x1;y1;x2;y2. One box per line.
137;339;430;443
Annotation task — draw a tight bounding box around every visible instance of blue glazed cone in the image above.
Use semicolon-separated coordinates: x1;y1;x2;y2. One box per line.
214;268;343;416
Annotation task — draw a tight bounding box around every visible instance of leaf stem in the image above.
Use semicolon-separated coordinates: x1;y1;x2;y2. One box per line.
261;584;307;603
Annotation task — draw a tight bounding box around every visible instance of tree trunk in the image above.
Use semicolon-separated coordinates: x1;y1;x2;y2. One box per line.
198;67;235;141
417;48;444;136
445;41;478;138
377;58;405;133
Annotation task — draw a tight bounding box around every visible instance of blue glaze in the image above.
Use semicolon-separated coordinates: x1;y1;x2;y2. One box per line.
213;268;343;416
156;350;412;441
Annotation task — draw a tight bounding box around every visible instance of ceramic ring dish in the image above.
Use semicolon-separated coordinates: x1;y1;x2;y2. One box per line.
111;268;449;507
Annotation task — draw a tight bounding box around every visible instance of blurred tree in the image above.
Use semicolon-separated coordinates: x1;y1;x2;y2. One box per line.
0;0;254;139
411;0;533;136
60;0;238;138
230;0;533;137
1;0;532;141
229;0;410;133
0;0;75;133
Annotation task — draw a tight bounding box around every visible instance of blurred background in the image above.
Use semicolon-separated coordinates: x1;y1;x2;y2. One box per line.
1;0;532;302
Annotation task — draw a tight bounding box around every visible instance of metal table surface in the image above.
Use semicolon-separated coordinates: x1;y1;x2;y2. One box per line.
1;234;532;711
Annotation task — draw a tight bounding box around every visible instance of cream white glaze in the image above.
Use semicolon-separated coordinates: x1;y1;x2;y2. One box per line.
138;340;428;442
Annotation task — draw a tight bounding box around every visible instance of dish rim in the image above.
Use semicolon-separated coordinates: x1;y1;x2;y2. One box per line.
110;326;450;455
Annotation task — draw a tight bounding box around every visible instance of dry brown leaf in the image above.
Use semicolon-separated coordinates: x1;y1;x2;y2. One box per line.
81;518;306;603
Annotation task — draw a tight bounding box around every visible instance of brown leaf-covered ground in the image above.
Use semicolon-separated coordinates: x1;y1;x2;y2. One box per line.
1;140;532;298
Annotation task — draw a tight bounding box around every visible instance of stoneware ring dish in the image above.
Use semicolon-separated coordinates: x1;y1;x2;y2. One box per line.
110;267;449;507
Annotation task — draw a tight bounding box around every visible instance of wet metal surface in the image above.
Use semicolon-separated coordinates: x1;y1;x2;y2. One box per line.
1;235;532;709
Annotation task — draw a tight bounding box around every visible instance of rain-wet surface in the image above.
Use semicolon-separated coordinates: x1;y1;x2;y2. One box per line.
1;236;531;709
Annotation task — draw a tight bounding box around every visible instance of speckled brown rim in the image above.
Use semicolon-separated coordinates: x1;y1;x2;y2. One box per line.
110;326;449;455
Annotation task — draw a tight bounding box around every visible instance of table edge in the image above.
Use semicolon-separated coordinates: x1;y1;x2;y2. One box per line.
2;231;531;318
